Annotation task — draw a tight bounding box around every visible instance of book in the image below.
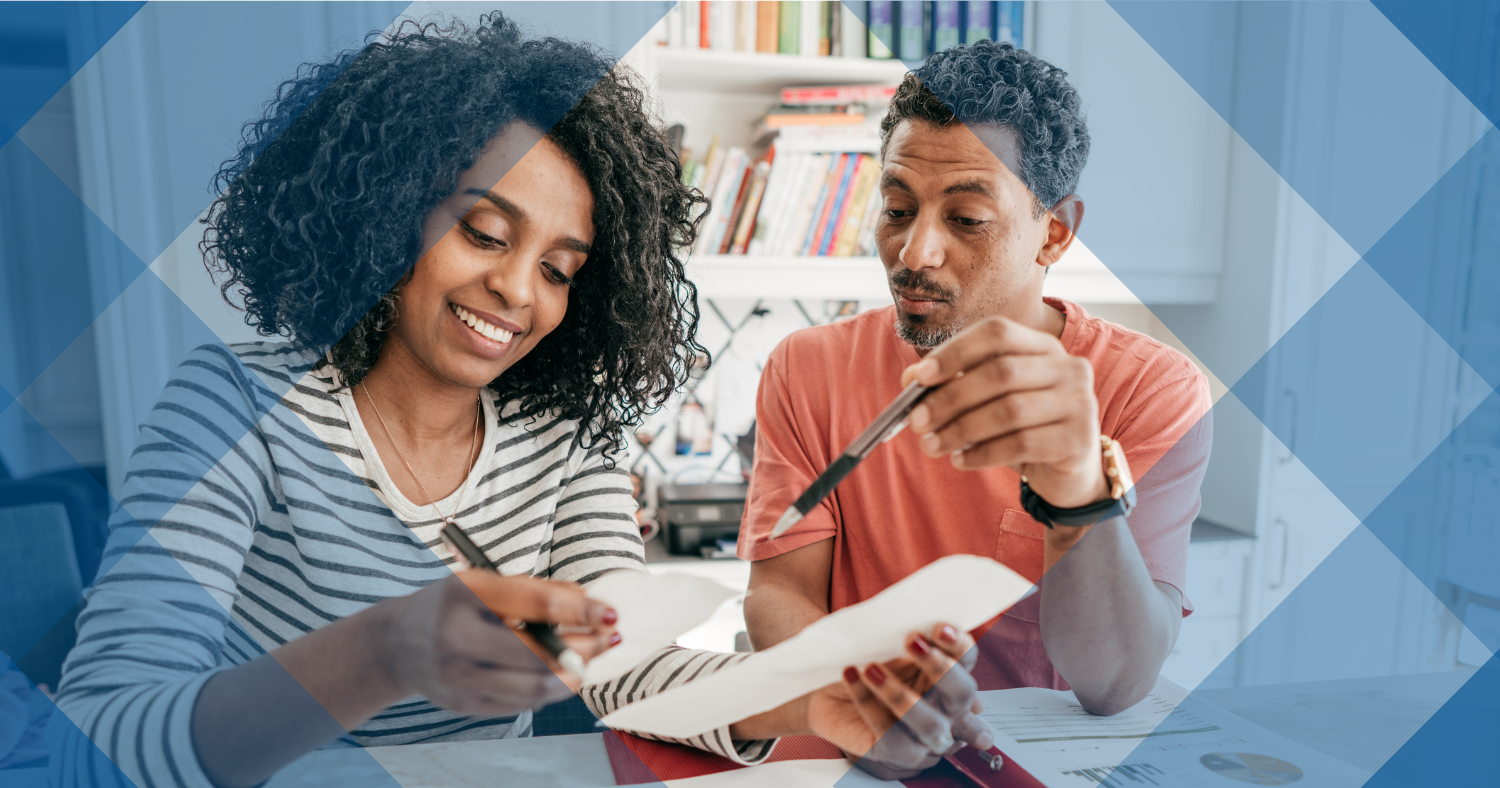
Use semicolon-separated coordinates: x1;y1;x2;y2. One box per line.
729;159;773;254
780;153;834;256
717;156;759;254
816;153;861;255
801;152;850;255
762;109;867;130
664;3;683;48
818;0;833;56
736;0;758;51
710;0;736;50
829;0;842;56
898;0;924;61
868;1;894;58
699;1;711;48
998;0;1021;47
962;0;991;44
778;1;800;53
756;1;780;52
838;1;866;58
932;0;960;52
781;83;897;105
698;148;748;255
684;0;701;48
853;174;884;255
746;150;800;255
798;0;821;59
832;155;879;256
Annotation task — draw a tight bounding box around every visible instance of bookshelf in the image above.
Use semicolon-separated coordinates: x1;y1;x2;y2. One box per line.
686;247;1142;303
653;47;908;93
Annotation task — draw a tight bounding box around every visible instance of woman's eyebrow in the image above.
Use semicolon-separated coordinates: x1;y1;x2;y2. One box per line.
462;187;591;254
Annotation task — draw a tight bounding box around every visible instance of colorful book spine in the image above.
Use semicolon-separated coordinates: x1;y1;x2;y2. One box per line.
817;153;861;255
932;0;960;52
962;0;991;44
998;0;1019;47
781;84;897;105
699;1;712;48
818;0;834;56
747;150;799;255
718;158;758;254
868;1;895;59
730;159;773;254
778;1;801;53
757;1;781;52
832;155;880;256
781;154;833;256
802;153;850;255
736;1;758;51
898;0;925;61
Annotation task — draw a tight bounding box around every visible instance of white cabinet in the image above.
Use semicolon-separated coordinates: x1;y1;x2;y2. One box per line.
1028;3;1233;305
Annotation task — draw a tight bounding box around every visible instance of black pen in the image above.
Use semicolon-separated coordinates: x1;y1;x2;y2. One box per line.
440;521;588;678
770;381;933;538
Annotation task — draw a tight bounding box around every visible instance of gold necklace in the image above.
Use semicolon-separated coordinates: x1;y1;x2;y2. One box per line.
360;382;482;527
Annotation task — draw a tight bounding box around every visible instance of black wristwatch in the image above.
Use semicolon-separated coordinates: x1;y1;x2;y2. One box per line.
1019;435;1136;528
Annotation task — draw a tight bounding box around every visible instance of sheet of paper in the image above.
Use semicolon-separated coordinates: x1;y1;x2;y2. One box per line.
600;555;1035;738
977;677;1373;787
581;570;738;685
662;759;899;788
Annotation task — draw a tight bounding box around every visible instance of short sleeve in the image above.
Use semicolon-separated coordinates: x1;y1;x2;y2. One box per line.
737;340;838;561
1114;371;1213;615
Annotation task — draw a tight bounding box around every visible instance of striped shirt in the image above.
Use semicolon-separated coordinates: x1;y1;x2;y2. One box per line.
50;343;773;788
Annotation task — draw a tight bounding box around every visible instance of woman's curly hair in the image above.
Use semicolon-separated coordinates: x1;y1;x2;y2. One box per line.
201;13;709;457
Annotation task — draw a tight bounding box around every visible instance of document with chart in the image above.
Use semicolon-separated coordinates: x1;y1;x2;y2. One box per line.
975;678;1372;787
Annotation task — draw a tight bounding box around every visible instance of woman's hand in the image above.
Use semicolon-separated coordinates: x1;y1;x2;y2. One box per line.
806;624;993;781
373;570;619;718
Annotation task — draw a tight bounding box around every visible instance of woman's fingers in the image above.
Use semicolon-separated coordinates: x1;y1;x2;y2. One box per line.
930;623;978;671
455;570;616;630
859;663;954;755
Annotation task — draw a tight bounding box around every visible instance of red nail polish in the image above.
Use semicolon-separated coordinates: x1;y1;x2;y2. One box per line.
864;664;887;686
602;608;618;625
939;625;959;644
843;666;860;684
908;636;931;657
608;632;622;646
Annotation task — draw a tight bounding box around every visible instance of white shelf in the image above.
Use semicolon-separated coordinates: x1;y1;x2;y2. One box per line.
685;249;1158;305
651;47;909;94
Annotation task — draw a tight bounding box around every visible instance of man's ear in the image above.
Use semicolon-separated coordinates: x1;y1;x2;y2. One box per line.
1037;194;1084;268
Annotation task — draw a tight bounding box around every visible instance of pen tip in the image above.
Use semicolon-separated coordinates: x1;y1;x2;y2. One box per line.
558;650;587;681
770;506;803;539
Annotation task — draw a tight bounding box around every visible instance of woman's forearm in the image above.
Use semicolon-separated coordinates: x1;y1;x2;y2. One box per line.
191;601;405;788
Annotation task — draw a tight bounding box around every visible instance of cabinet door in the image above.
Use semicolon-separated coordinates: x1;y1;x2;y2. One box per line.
1029;2;1231;304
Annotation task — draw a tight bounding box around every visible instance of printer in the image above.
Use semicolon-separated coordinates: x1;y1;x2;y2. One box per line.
658;482;748;556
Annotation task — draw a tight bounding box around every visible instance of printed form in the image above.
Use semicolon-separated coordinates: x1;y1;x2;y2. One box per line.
977;678;1372;787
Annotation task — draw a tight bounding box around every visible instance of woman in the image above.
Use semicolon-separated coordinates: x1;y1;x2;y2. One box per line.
53;14;988;788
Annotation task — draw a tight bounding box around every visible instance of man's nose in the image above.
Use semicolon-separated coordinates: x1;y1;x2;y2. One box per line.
899;212;944;271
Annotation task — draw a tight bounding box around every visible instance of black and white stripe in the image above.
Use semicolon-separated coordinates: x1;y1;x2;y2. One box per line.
51;343;774;788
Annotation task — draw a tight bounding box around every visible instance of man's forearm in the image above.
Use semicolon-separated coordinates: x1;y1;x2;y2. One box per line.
1038;516;1181;716
743;580;830;651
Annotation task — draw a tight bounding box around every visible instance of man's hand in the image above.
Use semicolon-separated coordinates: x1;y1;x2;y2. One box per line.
807;625;993;781
902;316;1107;509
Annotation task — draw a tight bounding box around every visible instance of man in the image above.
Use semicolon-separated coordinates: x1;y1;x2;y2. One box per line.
739;41;1212;774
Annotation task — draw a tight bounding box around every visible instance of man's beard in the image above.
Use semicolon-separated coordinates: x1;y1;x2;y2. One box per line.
890;269;962;349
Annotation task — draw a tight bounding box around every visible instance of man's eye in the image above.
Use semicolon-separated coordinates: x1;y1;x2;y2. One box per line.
885;210;913;220
460;220;505;249
952;216;985;227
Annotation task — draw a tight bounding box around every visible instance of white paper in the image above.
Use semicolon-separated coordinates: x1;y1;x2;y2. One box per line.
977;677;1373;787
581;569;738;685
663;759;899;788
599;555;1035;738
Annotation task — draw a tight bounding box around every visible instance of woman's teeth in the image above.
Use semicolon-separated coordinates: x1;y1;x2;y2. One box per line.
451;304;514;343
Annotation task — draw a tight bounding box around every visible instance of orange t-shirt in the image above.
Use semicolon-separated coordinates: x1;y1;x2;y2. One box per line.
739;299;1212;691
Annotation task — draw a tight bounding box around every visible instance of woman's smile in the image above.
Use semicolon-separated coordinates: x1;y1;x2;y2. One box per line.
449;302;521;358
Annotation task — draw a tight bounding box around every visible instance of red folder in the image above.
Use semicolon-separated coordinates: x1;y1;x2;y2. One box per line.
604;731;1047;788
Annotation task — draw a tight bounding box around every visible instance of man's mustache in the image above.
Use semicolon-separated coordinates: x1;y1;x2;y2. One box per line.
889;269;958;302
